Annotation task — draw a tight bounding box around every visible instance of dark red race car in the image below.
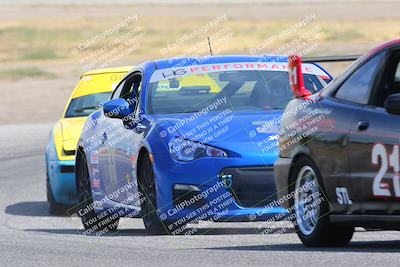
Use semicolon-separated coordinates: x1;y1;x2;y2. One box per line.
274;39;400;247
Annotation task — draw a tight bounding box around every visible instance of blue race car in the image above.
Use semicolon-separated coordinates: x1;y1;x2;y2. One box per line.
75;56;332;235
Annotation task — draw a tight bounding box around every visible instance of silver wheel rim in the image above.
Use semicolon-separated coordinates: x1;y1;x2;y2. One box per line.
294;166;320;236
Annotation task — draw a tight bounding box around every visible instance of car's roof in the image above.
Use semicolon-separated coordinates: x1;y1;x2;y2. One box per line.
149;55;289;70
71;66;132;99
82;66;132;76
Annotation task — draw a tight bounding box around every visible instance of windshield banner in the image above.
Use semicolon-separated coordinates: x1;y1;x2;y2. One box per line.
150;61;327;82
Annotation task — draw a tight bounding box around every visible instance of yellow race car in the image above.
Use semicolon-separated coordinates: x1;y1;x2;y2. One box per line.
45;66;131;213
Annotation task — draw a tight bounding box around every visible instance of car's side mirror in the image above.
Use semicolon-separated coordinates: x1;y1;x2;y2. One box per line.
385;93;400;115
103;98;133;119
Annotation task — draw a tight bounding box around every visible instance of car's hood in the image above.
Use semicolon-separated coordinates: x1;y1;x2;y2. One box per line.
154;110;283;160
60;117;87;151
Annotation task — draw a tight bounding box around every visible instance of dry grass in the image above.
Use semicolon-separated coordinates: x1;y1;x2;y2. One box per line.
0;17;399;64
0;67;57;80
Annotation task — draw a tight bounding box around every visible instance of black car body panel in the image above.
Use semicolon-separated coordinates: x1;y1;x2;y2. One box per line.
275;40;400;229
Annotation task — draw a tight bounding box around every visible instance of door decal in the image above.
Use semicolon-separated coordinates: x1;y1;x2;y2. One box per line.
372;143;400;197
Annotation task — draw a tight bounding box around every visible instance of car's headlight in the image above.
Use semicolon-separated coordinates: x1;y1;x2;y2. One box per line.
168;138;227;162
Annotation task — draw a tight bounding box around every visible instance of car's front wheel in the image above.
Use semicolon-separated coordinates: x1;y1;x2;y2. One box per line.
139;154;172;235
290;157;354;247
77;151;119;234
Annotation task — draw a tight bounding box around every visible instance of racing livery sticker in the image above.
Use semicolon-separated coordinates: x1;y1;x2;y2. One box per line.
336;187;352;205
92;178;100;189
90;150;99;164
372;143;400;197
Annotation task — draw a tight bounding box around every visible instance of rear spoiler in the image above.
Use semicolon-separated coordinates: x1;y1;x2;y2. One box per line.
302;55;361;63
288;54;360;98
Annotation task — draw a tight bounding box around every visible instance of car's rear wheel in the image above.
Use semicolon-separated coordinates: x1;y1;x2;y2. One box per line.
139;154;172;235
290;157;354;247
77;151;119;234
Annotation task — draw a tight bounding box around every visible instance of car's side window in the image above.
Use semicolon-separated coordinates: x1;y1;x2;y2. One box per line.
134;83;144;119
120;75;141;101
117;74;142;115
110;79;126;100
395;62;400;82
335;52;384;104
371;49;400;107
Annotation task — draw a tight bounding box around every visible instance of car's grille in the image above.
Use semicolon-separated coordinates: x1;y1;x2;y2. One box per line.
63;149;76;156
60;165;75;173
220;167;277;208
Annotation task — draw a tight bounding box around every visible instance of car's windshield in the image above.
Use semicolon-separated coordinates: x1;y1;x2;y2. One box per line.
148;62;331;114
65;92;112;118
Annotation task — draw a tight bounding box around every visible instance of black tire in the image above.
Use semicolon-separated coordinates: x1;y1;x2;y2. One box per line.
139;154;172;235
289;157;354;247
77;151;119;234
46;172;66;215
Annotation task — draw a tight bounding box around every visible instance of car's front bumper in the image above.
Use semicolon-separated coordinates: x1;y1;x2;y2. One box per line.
152;153;288;223
273;157;293;209
48;159;78;205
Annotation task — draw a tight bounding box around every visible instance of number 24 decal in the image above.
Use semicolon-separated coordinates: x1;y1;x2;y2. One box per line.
372;144;400;197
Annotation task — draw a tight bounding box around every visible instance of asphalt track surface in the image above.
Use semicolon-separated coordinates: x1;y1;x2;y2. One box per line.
1;124;400;266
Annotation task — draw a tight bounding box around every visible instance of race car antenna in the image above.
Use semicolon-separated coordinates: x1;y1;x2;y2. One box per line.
207;37;213;56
